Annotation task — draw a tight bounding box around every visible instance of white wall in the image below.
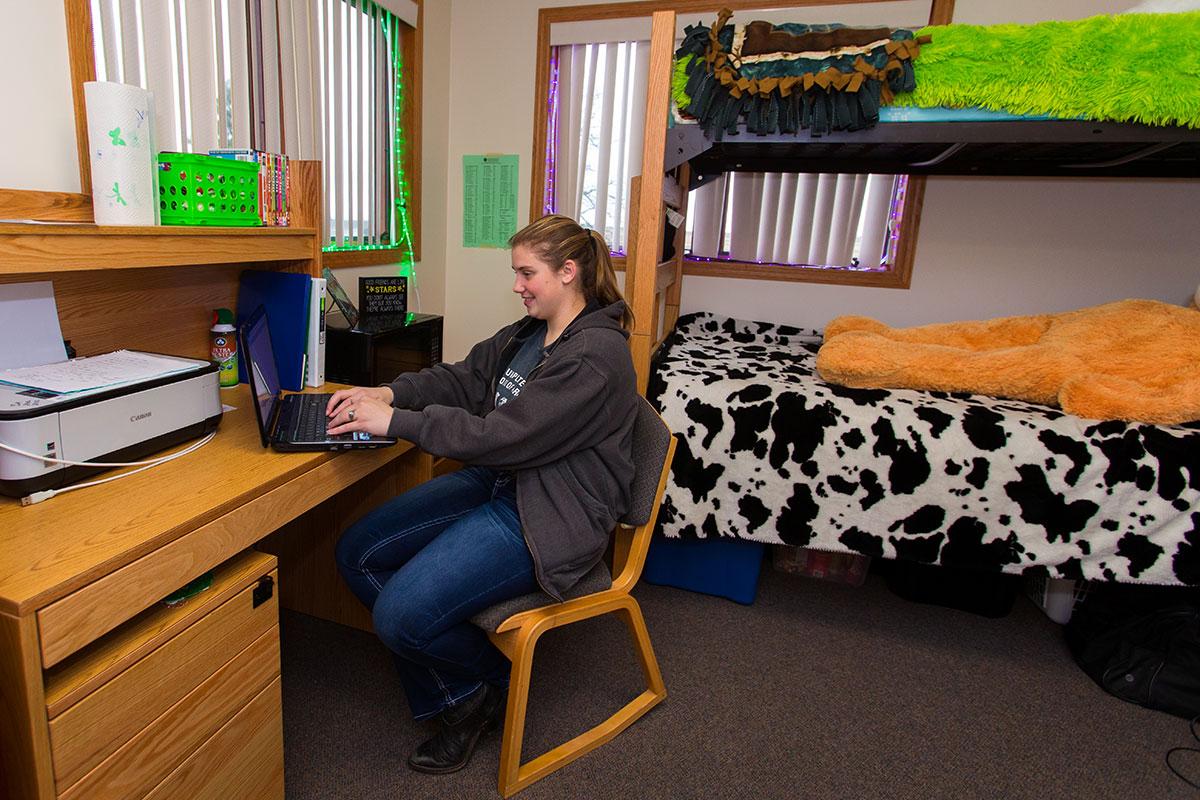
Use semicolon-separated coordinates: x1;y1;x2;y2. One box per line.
3;0;1197;359
1;1;79;193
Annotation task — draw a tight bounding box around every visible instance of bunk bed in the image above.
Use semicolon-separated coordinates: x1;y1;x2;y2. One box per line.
624;4;1200;598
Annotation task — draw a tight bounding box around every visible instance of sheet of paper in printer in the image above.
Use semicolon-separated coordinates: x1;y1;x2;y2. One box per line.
0;351;201;394
0;281;68;370
0;281;202;393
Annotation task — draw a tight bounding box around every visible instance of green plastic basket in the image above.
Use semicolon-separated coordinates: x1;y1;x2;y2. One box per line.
157;153;261;226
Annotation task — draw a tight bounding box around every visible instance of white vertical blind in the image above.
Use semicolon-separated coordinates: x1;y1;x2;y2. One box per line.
330;0;344;243
825;174;857;266
169;1;191;149
755;172;781;263
591;42;617;243
787;175;817;263
555;45;585;219
842;174;866;259
573;48;596;222
259;0;282;153
213;0;229;149
99;1;121;82
365;2;378;240
276;0;299;156
290;0;321;159
727;172;764;262
773;173;798;263
858;174;898;269
183;0;219;154
553;41;651;252
228;0;251;147
118;0;142;86
688;176;724;258
806;174;837;265
138;1;179;150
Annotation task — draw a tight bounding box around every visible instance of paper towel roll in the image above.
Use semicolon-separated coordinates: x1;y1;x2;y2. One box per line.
84;81;158;226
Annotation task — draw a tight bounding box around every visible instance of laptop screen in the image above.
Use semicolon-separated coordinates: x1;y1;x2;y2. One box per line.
243;306;281;431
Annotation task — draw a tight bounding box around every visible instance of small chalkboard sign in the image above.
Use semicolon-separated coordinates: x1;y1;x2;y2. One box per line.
359;276;407;317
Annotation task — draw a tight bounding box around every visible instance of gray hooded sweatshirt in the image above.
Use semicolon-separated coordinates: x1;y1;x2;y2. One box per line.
384;301;638;600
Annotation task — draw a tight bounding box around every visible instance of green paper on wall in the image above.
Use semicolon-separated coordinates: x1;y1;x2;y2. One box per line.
463;154;518;248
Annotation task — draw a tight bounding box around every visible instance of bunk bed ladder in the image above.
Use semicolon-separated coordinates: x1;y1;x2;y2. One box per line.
628;10;680;395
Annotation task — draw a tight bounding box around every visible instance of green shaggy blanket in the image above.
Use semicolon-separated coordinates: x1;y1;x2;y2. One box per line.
892;12;1200;128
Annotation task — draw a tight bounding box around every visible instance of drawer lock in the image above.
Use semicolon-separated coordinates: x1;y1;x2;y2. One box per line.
252;575;275;608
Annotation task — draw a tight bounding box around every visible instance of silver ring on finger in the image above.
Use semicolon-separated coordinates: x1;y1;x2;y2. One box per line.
347;408;357;422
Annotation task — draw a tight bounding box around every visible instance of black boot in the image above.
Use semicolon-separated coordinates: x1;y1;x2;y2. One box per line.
408;683;507;774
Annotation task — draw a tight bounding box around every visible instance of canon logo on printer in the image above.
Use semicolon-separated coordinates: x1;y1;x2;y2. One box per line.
130;412;152;423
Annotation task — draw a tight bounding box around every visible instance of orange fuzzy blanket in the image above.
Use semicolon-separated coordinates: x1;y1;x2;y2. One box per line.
815;299;1200;425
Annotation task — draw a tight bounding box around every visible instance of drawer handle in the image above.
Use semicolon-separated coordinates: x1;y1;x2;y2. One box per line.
252;575;275;608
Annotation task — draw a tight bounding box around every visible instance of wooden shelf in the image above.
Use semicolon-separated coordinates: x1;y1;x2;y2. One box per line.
0;224;317;274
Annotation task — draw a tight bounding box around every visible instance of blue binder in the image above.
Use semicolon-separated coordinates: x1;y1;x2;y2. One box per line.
236;269;311;391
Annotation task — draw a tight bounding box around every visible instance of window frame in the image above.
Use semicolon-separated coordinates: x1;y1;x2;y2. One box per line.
531;0;954;289
62;0;421;264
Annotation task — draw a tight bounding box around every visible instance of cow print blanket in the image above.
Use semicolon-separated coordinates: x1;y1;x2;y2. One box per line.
646;312;1200;586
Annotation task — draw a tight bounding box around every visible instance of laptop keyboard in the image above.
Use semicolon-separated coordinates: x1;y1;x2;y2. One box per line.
283;393;348;442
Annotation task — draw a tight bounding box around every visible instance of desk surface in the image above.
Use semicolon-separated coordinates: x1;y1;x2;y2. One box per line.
0;384;413;616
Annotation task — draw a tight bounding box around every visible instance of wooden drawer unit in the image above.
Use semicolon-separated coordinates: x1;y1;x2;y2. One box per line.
41;551;281;799
144;677;284;800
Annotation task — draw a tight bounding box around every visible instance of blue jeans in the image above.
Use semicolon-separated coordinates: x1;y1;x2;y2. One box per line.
335;466;538;719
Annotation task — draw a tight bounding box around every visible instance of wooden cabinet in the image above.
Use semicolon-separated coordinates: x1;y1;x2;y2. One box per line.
45;551;281;799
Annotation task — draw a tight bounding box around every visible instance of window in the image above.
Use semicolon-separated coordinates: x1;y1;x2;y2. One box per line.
83;0;419;264
545;40;650;254
316;0;414;260
687;172;907;271
532;2;935;288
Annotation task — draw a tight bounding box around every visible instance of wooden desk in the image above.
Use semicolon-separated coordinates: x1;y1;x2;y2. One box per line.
0;384;430;799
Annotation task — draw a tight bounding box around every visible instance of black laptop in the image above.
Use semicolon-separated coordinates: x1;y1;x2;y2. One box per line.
240;304;396;451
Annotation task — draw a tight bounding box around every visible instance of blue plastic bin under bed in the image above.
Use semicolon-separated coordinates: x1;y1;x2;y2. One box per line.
641;533;766;605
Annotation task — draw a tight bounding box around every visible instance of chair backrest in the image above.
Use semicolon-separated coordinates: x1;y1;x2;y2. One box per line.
611;397;676;592
620;397;674;526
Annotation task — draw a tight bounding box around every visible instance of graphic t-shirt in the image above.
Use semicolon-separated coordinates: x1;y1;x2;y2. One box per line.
495;323;546;408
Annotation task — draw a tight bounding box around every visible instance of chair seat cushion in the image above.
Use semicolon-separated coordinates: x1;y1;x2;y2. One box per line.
471;561;613;632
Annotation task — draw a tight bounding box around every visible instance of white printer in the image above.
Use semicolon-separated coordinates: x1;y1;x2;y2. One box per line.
0;355;223;498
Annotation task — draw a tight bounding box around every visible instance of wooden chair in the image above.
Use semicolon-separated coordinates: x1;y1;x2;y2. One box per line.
470;397;677;797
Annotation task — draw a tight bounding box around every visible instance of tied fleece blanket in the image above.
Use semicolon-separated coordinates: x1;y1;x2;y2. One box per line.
893;11;1200;128
672;9;925;138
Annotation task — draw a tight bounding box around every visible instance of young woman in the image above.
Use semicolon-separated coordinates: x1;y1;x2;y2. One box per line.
326;214;639;774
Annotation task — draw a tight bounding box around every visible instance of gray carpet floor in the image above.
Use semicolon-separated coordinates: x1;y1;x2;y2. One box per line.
279;565;1199;799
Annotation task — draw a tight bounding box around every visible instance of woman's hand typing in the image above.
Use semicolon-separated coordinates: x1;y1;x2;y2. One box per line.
326;386;395;437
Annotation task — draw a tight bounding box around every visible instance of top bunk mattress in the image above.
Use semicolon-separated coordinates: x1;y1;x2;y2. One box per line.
647;312;1200;587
